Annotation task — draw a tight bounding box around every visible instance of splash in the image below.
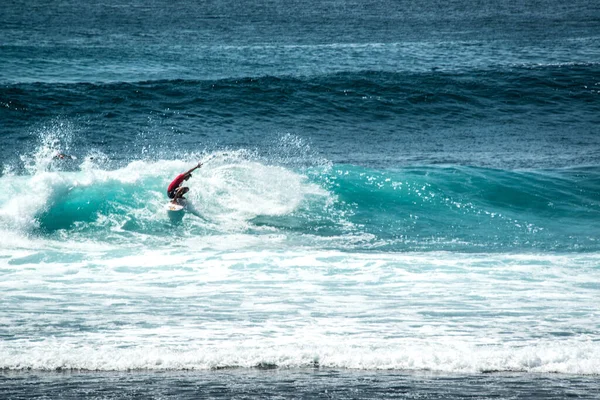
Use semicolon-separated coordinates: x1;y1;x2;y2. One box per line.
20;119;77;175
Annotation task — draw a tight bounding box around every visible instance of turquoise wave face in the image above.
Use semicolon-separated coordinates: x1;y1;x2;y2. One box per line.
313;165;600;251
2;153;599;252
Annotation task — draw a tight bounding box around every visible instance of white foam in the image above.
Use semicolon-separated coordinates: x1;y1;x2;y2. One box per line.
193;160;327;230
0;171;71;231
1;338;599;373
1;250;599;373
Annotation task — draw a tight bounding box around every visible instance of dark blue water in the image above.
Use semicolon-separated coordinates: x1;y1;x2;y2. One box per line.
3;66;600;170
2;370;600;399
1;0;600;398
2;1;600;170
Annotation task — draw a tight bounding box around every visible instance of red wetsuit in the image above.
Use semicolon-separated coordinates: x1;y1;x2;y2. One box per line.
167;173;186;197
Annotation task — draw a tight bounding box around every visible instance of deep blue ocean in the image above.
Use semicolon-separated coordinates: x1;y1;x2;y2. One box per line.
1;0;600;398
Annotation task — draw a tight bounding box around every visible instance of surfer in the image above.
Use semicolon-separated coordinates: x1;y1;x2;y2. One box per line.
167;162;202;203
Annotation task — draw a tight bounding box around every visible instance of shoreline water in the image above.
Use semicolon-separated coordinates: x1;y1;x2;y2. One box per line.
2;369;599;399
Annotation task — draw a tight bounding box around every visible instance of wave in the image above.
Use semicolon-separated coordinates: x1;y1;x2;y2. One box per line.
1;147;599;252
5;64;600;104
2;339;599;374
1;126;599;251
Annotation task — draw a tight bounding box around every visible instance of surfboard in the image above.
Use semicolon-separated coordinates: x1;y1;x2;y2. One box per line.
166;203;184;212
166;201;185;223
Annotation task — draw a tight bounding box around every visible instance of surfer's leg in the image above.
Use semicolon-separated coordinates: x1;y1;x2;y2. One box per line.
179;187;189;199
172;187;189;202
170;188;182;203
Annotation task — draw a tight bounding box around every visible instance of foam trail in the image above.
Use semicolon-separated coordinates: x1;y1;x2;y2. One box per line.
2;249;600;374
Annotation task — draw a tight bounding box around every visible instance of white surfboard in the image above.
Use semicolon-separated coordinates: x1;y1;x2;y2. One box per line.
166;201;185;223
166;202;185;212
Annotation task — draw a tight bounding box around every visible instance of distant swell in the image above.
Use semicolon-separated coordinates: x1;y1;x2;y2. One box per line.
3;65;600;121
3;65;599;170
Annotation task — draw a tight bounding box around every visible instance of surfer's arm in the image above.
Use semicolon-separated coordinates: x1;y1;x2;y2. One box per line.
184;162;203;176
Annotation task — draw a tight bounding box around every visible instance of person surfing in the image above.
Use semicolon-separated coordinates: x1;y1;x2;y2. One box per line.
167;162;202;204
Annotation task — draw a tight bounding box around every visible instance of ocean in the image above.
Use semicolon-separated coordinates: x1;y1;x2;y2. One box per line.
1;0;600;398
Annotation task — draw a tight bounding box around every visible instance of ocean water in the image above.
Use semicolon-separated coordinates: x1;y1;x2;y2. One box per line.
1;0;600;398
